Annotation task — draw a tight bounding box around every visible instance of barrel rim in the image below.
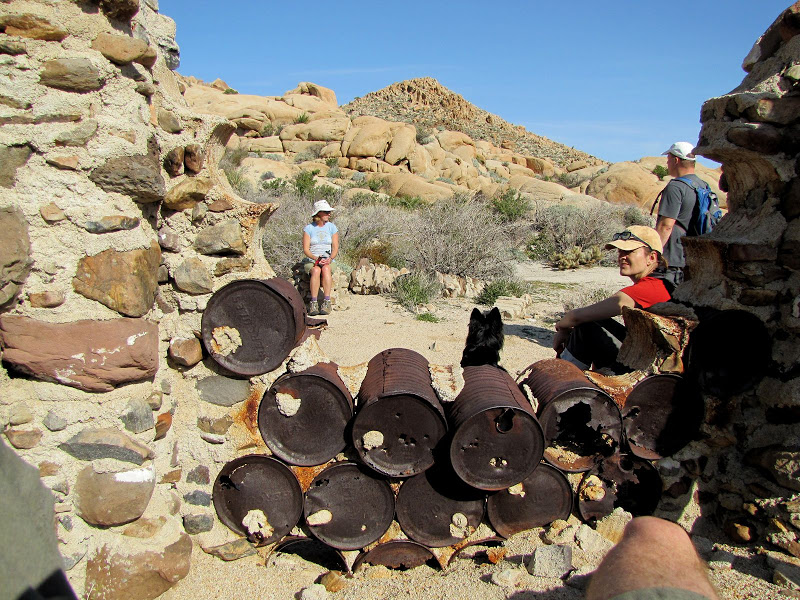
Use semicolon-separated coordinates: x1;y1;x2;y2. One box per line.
352;540;439;572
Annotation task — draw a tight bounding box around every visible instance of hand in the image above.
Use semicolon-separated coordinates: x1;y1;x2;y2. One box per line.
318;257;330;266
552;326;571;356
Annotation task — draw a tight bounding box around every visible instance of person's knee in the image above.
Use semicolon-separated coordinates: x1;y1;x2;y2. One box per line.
621;516;693;550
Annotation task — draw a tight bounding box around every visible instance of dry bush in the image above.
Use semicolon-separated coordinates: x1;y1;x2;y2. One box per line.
260;191;312;278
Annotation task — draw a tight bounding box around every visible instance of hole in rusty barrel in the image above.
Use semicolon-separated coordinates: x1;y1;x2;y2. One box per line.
686;309;770;398
578;454;662;523
495;409;514;433
270;536;349;573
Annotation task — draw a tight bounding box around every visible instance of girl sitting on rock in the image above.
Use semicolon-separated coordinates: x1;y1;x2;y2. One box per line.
302;200;339;316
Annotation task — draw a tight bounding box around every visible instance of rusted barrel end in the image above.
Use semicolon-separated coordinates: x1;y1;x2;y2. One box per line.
269;536;350;573
519;359;622;472
686;309;770;397
303;461;395;551
487;462;573;537
395;466;486;548
259;363;353;466
577;454;662;523
623;374;704;460
352;540;439;572
449;365;544;491
212;454;303;545
202;278;306;376
353;349;447;478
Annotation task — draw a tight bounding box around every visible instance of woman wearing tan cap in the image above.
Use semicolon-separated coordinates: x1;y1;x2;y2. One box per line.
553;226;671;372
302;200;339;316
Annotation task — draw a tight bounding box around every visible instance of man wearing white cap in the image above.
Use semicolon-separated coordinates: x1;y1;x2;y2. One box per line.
653;141;711;286
553;226;671;372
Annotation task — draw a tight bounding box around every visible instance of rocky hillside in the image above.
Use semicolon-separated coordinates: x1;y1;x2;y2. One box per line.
343;77;600;168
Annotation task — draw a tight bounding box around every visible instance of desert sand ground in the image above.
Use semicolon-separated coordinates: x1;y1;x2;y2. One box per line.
162;261;785;600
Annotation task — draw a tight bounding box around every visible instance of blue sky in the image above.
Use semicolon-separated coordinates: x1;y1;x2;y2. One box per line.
164;1;789;165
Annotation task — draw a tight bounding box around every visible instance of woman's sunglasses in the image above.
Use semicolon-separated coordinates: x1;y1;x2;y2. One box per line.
612;231;648;247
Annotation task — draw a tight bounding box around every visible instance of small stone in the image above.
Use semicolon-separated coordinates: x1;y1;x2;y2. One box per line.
207;197;234;212
194;219;246;255
161;380;172;395
192;202;208;223
0;39;27;55
491;568;523;587
160;469;181;484
39;461;60;476
169;336;203;367
48;479;70;496
40;59;104;92
154;412;172;441
544;519;576;545
487;547;507;564
40;202;66;223
5;429;42;449
8;403;33;426
0;14;67;41
183;513;214;534
174;258;213;294
135;45;158;69
84;215;139;234
163;147;184;177
202;538;256;561
196;376;251;407
595;508;632;544
319;571;348;593
575;524;614;555
214;257;253;276
527;545;573;578
157;264;169;283
299;584;329;600
187;465;210;485
120;398;155;433
0;145;32;188
91;32;149;65
55;120;98;147
157;109;182;133
28;291;65;308
197;415;233;435
184;490;212;506
60;427;153;464
46;156;79;170
74;464;156;526
42;411;67;432
60;514;73;532
184;144;204;173
200;432;225;444
147;391;163;410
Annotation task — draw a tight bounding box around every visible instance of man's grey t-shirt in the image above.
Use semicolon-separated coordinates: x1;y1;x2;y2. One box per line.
657;174;709;269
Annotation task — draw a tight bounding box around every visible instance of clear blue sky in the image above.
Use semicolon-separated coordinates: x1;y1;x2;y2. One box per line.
164;1;789;165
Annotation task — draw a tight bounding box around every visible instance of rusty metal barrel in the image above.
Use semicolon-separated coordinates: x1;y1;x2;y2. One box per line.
258;363;353;466
487;462;573;537
448;365;544;491
395;466;486;547
201;278;306;376
623;374;704;460
686;309;770;397
212;455;303;545
518;358;622;472
352;348;447;478
303;461;395;550
353;541;438;572
577;453;662;523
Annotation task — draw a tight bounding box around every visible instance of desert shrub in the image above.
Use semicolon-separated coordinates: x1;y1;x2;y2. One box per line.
220;147;248;170
557;171;590;188
415;126;433;144
563;285;617;313
295;112;310;124
366;178;386;193
399;194;513;279
219;148;250;195
475;278;529;306
488;171;508;184
393;271;442;311
437;177;456;185
262;153;284;161
389;195;424;211
416;312;440;323
623;205;651;226
351;172;367;183
326;165;342;179
223;88;238;94
260;171;276;181
315;185;340;203
295;147;321;162
652;165;669;180
259;122;274;137
260;192;309;278
293;169;320;197
491;188;531;222
551;245;604;270
335;204;407;269
261;177;291;194
325;157;339;168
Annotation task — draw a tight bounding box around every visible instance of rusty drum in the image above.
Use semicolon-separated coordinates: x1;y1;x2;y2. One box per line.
449;365;544;491
201;278;306;376
686;309;770;398
518;358;622;472
303;462;395;551
352;541;438;572
577;453;662;523
395;466;486;547
212;454;303;545
487;462;573;537
259;363;353;466
352;349;447;478
623;374;704;460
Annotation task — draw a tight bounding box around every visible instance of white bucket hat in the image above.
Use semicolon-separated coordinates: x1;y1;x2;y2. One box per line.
662;141;697;161
311;200;335;217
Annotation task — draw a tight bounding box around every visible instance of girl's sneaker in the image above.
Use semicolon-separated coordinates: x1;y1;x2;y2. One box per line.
320;299;332;315
308;300;319;316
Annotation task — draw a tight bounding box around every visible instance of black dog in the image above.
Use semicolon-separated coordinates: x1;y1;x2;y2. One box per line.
461;307;505;369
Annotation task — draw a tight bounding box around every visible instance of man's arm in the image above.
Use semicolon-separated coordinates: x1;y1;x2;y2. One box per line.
655;215;676;248
553;292;636;353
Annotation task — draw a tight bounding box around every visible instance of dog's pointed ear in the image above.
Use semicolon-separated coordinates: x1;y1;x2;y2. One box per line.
488;307;502;324
470;307;483;321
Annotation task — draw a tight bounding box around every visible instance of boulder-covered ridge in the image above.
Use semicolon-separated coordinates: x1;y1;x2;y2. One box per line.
343;77;600;168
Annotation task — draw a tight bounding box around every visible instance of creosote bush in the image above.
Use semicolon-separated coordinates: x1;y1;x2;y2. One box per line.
491;188;531;222
295;112;310;124
652;165;669;180
393;271;441;311
475;278;529;306
223;88;238;94
416;312;440;323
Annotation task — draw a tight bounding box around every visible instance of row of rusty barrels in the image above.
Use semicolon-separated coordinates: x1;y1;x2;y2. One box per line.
212;350;694;562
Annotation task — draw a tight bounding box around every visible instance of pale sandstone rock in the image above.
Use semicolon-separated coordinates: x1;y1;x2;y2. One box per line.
346;116;394;158
164;177;213;210
280;117;350;142
92;32;150;65
247;136;283;153
0;206;32;307
75;464;156;526
0;316;159;392
384;124;417;165
0;14;67;41
584;162;664;207
39;58;105;92
286;82;338;106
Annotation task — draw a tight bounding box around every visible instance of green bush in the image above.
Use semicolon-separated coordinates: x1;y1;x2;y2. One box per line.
262;153;284;161
261;177;290;194
437;177;456;185
325;157;339;168
295;112;310;124
388;195;424;211
475;278;529;306
623;205;651;226
225;167;251;195
416;312;440;323
491;188;531;222
259;123;274;137
366;178;386;193
293;169;320;197
220;147;248;169
551;245;604;270
557;171;589;188
326;165;343;179
393;271;441;311
295;147;321;162
415;126;433;144
223;88;238;94
652;165;669;180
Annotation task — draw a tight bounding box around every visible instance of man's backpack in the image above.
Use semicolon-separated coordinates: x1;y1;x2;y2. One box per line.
650;176;722;235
